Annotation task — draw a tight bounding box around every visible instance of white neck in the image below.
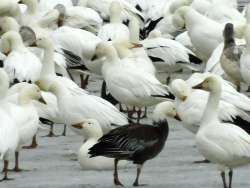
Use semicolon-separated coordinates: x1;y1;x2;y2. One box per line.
200;87;221;127
129;19;140;43
40;45;55;78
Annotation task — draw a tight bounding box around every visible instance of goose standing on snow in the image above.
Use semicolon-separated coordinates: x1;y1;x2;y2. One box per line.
0;31;42;84
89;101;173;186
220;23;243;91
72;119;127;170
192;75;250;188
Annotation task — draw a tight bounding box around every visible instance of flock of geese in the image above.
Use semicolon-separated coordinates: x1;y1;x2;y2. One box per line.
1;0;250;187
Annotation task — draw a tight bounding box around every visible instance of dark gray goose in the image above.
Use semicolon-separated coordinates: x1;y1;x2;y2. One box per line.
89;101;177;186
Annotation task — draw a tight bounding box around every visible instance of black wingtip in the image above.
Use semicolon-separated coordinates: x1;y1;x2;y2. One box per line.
188;54;202;64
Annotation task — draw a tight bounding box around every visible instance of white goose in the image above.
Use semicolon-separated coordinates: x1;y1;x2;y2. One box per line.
0;16;20;35
98;1;130;41
172;6;223;61
0;70;19;181
4;82;46;171
142;29;202;74
192;74;250;188
34;37;128;134
54;4;103;32
170;74;250;134
95;42;173;121
0;31;42;84
73;119;127;170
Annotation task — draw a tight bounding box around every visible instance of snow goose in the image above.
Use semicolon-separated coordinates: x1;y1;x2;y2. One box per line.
89;101;171;186
32;38;128;134
0;69;19;181
36;79;128;134
72;119;127;170
97;1;130;41
220;23;243;91
171;77;250;134
192;74;250;188
0;31;42;84
172;6;224;61
51;26;102;75
0;108;19;181
95;42;174;122
51;4;103;33
142;29;202;75
4;83;46;170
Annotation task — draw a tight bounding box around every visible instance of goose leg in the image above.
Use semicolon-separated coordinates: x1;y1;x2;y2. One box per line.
136;109;142;124
80;74;89;89
61;124;67;136
221;171;227;188
13;152;22;172
0;161;13;182
43;124;58;137
23;135;38;149
141;107;147;118
114;159;123;186
229;170;233;188
133;164;143;186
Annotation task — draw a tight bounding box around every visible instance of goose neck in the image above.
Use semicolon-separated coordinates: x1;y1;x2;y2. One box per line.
200;87;221;127
40;46;55;77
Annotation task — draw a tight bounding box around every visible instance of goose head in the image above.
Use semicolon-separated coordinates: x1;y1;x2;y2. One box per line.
93;42;118;61
0;16;19;35
0;31;25;55
172;6;190;30
170;79;190;101
34;36;54;50
18;83;46;105
153;101;181;122
72;119;103;139
19;26;36;46
192;75;222;93
223;23;234;44
54;4;66;27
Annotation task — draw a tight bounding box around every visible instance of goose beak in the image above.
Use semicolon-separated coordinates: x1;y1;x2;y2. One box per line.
174;113;181;121
192;82;203;90
91;54;98;61
30;42;37;47
4;51;10;56
131;43;143;48
181;96;187;101
72;123;83;129
38;96;47;104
